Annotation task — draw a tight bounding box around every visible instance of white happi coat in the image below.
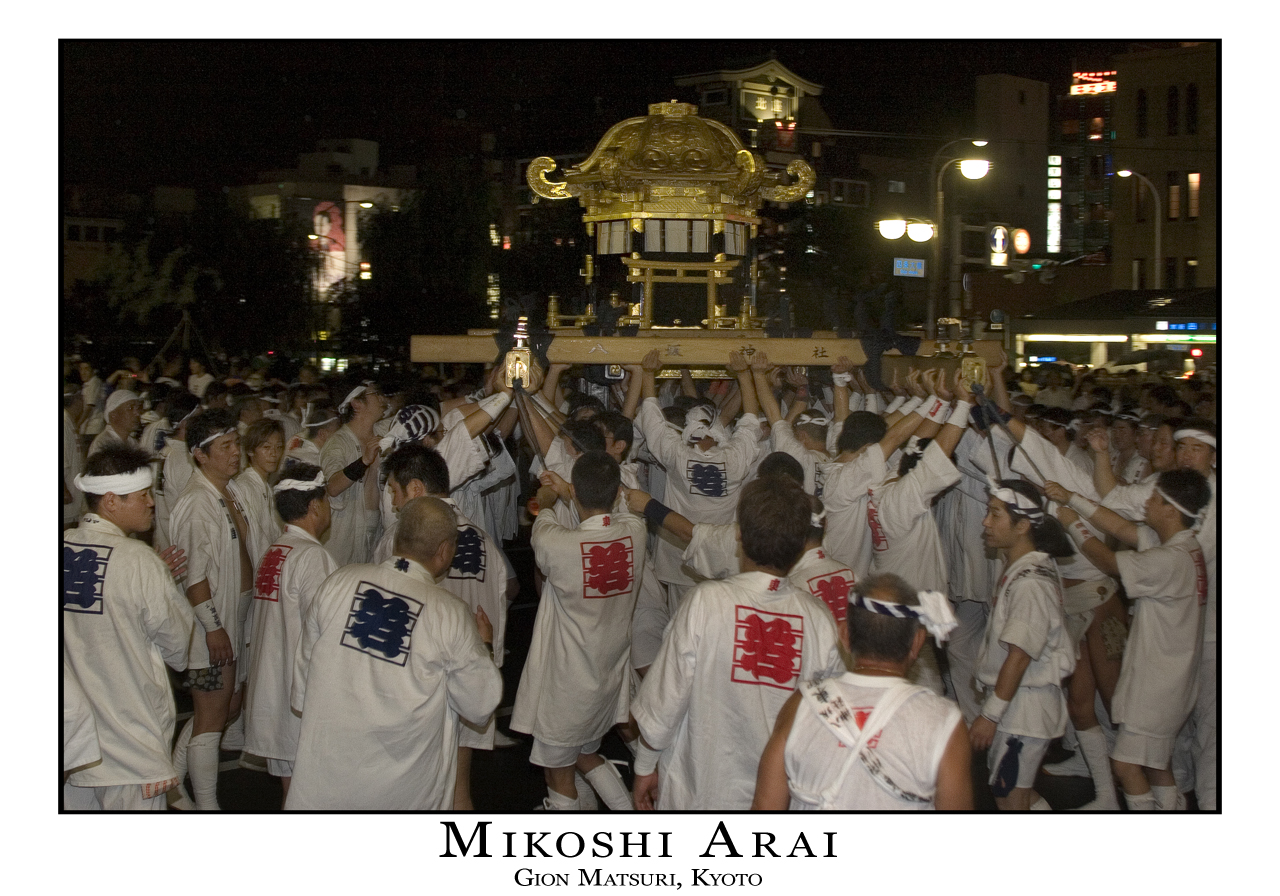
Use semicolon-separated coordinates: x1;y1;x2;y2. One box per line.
287;557;502;810
818;444;890;578
1112;528;1207;738
511;509;646;749
636;398;761;585
975;550;1076;739
63;515;195;788
63;659;100;773
769;419;830;495
788;546;856;626
867;440;960;595
153;438;193;551
243;525;338;764
234;465;282;566
63;409;85;528
170;469;250;669
935;428;1003;604
785;673;962;810
631;571;844;810
319;425;375;566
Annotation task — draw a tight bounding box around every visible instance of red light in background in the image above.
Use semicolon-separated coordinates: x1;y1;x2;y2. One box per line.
1190;348;1203;357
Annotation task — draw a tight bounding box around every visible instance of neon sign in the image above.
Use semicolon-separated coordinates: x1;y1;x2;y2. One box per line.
1070;71;1117;95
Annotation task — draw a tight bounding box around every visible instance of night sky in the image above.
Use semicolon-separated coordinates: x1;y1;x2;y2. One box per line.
62;39;1136;190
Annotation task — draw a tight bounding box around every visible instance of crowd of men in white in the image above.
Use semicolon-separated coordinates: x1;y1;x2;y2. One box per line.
61;348;1217;811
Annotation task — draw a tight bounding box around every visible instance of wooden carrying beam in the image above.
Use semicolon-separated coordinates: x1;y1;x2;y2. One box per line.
410;332;1003;372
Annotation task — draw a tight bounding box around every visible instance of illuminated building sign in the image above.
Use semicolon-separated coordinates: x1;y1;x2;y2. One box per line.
1070;71;1117;95
893;258;926;278
1046;156;1062;253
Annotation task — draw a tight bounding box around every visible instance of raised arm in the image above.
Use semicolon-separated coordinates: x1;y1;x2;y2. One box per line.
1044;481;1139;549
750;352;783;426
621;366;644;420
1088;428;1119;498
727;351;760;418
831;355;854;427
639;349;661;402
624;487;694;545
1055;505;1121;577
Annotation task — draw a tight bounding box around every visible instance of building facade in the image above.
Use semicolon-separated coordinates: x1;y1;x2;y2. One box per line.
1109;43;1217;290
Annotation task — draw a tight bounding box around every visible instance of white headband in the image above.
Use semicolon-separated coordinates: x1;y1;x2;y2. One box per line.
193;426;237;452
273;472;327;493
850;589;958;646
902;435;925;459
795;412;829;427
338;385;366;412
1174;429;1216;449
682;406;716;444
987;477;1045;522
1155;484;1205;525
74;467;153;496
810;508;826;528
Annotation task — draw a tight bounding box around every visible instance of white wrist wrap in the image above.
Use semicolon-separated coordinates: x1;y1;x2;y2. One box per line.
1068;493;1100;519
865;393;882;415
918;395;946;421
633;741;661;776
981;694;1009;725
948;400;972;429
477;392;511;419
899;397;922;417
1067;519;1095;547
847;392;865;412
885;396;906;415
831;372;852;387
192;600;223;633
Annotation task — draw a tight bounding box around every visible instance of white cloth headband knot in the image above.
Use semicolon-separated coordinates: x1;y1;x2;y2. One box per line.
74;467;153;496
193;426;237;451
810;508;827;528
1174;429;1216;448
682;406;716;444
850;590;958;646
273;472;327;493
903;436;925;458
796;412;829;427
986;477;1045;521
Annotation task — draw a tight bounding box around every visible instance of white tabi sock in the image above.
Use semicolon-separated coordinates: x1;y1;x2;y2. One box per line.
575;772;598;810
187;731;222;810
1029;796;1052;810
170;718;194;808
1151;784;1183;810
1123;790;1157;811
543;787;578;811
584;759;633;811
1076;726;1120;810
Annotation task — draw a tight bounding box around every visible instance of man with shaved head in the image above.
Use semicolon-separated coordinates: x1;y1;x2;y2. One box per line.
286;496;503;809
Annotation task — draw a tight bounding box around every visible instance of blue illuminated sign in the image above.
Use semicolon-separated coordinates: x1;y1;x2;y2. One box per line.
894;258;926;278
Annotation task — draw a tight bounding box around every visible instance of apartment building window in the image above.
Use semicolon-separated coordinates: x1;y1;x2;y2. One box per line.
1187;172;1200;219
1061;118;1080;136
1133;258;1146;290
1184;258;1198;289
1164;256;1177;288
886;180;905;194
1136;89;1148;138
829;179;870;206
1167;171;1181;220
66;224;82;241
1185;83;1199;135
84;226;100;242
1167;86;1179;136
1089;117;1104;140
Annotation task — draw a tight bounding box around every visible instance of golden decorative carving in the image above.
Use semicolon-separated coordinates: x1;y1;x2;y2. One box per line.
760;159;816;203
527;157;575;200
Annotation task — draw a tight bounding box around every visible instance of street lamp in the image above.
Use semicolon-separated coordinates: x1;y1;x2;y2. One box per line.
1117;169;1161;289
929;153;990;337
877;218;936;242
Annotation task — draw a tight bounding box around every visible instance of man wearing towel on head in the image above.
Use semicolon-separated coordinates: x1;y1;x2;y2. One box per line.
88;390;143;457
62;444;196;810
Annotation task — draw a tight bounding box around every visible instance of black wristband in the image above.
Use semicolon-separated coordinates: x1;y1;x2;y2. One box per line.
643;497;672;530
342;457;369;481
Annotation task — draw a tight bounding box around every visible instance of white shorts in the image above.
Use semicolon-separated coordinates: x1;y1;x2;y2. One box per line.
529;737;602;769
1112;726;1176;769
987;732;1052;796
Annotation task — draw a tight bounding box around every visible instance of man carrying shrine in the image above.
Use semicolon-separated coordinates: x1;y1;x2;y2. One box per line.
630;475;845;810
510;450;647;811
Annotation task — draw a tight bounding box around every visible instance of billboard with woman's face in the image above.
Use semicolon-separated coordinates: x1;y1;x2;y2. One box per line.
312;201;347;296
